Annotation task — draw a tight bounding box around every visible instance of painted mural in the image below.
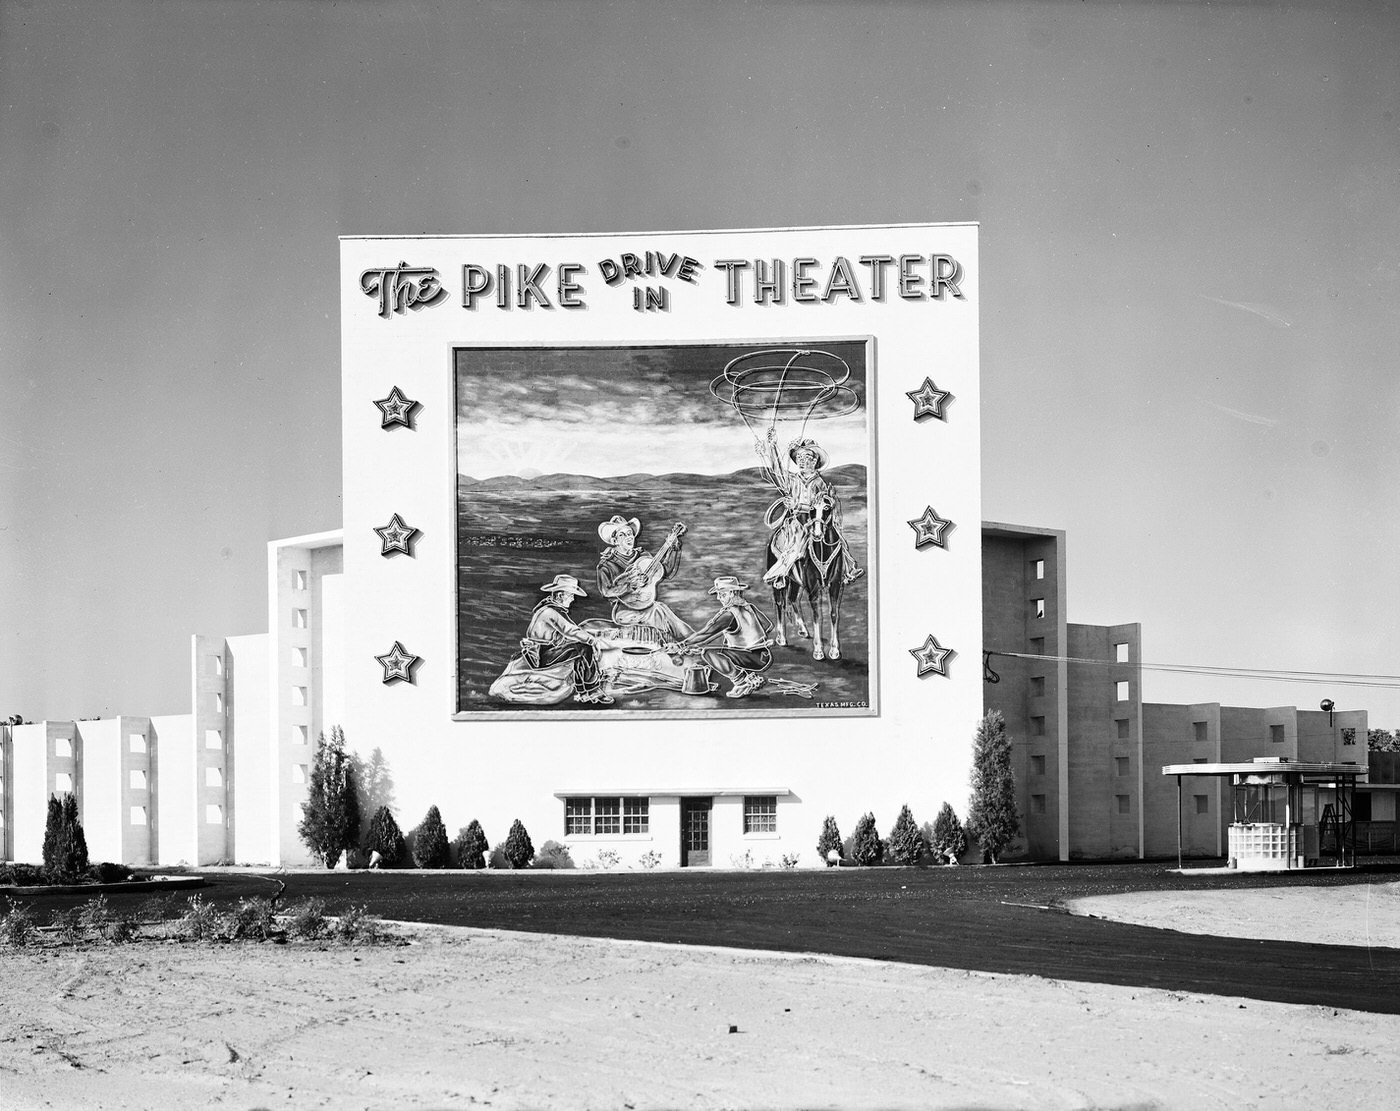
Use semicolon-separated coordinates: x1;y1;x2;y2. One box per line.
454;341;875;717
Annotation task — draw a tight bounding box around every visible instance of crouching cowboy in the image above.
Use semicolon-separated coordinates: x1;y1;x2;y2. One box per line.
667;576;774;699
520;574;613;705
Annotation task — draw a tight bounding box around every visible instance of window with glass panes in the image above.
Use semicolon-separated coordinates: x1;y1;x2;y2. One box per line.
594;797;621;835
744;795;777;834
623;797;649;833
565;798;592;835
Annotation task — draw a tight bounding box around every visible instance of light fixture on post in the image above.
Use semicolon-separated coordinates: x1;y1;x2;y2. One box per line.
1320;698;1335;727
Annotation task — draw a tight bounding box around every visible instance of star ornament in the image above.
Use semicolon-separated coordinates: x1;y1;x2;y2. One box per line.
910;634;955;679
374;386;418;430
906;377;953;422
375;641;420;684
908;506;953;550
374;513;420;557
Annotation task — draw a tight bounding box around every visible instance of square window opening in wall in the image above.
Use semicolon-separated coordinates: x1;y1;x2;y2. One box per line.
205;729;222;750
212;654;224;676
129;733;147;754
294;646;309;668
1115;794;1131;815
744;795;778;834
214;692;224;714
1029;675;1045;697
1031;754;1046;776
1029;636;1045;656
293;724;309;746
1114;757;1129;777
130;806;148;826
623;797;649;834
129;769;147;790
1032;598;1046;620
293;569;308;591
292;686;307;707
293;608;308;629
1193;721;1207;742
206;767;223;788
1116;718;1130;739
594;797;621;835
1270;724;1285;744
1032;559;1045;580
54;737;73;758
55;772;73;793
292;764;308;784
1031;716;1046;737
1115;642;1129;663
1115;680;1130;702
206;804;224;825
1031;794;1047;815
1194;795;1210;815
565;797;592;836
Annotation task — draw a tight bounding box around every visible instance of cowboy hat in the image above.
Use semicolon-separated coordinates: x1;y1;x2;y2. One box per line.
539;574;587;597
707;575;749;595
597;514;641;544
788;438;828;469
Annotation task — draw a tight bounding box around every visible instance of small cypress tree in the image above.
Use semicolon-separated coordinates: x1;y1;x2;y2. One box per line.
502;818;534;869
930;801;969;864
966;710;1021;863
365;805;406;867
888;804;925;866
60;794;89;878
455;820;489;869
851;812;883;866
297;727;360;867
41;795;64;877
413;805;450;869
816;814;843;865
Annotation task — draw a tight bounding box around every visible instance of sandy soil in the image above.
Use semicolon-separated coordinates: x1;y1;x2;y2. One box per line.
1;887;1397;1110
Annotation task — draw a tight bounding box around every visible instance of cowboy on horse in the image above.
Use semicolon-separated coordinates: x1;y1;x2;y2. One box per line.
755;426;863;589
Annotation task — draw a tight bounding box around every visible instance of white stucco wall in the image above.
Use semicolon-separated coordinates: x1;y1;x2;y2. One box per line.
340;226;982;866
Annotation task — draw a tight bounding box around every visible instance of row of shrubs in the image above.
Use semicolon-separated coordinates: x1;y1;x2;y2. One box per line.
0;891;391;948
816;802;971;866
343;806;576;871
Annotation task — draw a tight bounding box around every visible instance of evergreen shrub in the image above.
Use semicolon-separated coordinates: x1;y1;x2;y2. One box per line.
816;815;843;865
365;805;407;868
851;812;884;866
888;804;925;865
503;819;534;869
929;802;969;864
455;820;489;869
412;805;451;869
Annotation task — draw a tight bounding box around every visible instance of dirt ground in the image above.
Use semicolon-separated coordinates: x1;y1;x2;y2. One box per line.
1;885;1397;1110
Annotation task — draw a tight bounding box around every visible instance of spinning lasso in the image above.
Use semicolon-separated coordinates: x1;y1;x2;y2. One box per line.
708;348;861;442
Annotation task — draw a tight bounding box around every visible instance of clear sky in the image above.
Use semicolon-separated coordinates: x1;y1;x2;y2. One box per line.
3;0;1398;725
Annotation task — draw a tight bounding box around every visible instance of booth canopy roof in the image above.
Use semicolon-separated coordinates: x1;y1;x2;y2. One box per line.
1161;761;1368;779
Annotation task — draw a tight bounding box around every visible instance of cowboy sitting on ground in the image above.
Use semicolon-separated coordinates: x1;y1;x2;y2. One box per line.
755;427;863;588
595;513;693;641
520;573;613;705
665;576;774;699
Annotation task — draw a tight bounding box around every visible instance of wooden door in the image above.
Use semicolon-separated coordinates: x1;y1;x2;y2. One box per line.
680;797;712;867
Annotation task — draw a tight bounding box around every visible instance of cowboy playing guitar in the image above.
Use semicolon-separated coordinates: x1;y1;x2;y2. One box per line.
595;514;693;642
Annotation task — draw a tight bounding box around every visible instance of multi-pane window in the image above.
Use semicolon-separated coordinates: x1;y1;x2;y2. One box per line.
594;797;621;835
623;797;649;834
744;795;778;834
565;796;649;836
565;798;592;835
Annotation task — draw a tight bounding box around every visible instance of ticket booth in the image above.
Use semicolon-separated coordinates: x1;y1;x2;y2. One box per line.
1162;758;1367;872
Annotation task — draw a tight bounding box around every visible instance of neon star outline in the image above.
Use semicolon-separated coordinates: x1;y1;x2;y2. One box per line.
374;513;420;557
374;386;417;430
910;634;955;678
906;377;952;422
375;641;420;684
908;506;953;550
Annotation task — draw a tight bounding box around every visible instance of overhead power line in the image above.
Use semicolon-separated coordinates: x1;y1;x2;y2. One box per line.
993;651;1400;691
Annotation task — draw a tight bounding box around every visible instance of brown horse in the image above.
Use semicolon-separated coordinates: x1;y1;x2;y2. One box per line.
767;517;846;660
